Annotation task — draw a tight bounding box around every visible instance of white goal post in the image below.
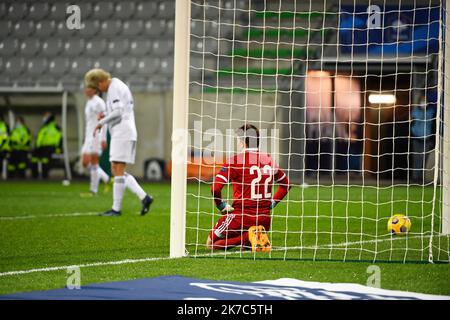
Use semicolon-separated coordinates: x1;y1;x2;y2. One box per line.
170;0;191;258
442;0;450;236
170;0;450;262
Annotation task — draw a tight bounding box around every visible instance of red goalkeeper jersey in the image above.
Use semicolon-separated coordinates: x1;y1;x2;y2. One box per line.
212;148;290;215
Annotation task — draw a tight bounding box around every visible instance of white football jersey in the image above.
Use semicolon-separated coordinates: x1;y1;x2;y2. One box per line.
85;94;106;141
105;78;137;141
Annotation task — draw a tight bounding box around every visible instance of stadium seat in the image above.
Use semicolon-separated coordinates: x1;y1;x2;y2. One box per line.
15;76;35;87
50;2;70;21
7;3;28;20
159;58;174;75
35;21;57;38
221;1;234;20
191;2;205;19
143;20;166;37
127;77;150;92
100;20;123;38
191;20;207;37
115;57;137;75
56;21;79;37
92;57;115;70
61;75;82;91
79;20;101;38
165;20;175;36
0;74;10;87
14;21;35;38
77;2;93;20
222;0;248;19
114;2;136;19
135;2;157;19
0;39;19;56
62;39;86;57
19;38;41;56
158;1;175;19
191;38;219;54
190;56;207;76
92;2;115;20
122;20;144;37
156;76;173;88
5;57;25;76
38;75;59;87
85;39;107;56
0;2;6;19
28;2;49;21
27;58;48;76
190;20;226;37
208;21;222;36
189;66;203;80
41;39;63;56
152;40;174;56
130;39;153;56
136;58;160;75
227;0;248;9
0;21;12;38
203;4;221;20
49;57;70;76
70;58;93;76
107;39;130;56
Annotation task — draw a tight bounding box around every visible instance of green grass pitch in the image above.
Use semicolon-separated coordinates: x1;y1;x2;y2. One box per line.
0;181;449;296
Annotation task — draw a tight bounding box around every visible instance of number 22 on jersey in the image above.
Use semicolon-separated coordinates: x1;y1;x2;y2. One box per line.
250;165;272;200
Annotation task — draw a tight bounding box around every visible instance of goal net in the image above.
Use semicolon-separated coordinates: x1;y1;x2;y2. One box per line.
171;0;450;263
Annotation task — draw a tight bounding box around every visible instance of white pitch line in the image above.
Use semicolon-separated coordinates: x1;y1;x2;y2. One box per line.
0;256;175;277
0;212;99;220
0;235;437;277
275;235;428;251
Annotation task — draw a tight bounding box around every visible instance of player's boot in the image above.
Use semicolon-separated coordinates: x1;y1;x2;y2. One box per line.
99;209;121;217
248;225;272;253
140;195;153;216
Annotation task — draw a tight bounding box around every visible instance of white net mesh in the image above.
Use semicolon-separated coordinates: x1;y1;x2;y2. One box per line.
184;0;449;262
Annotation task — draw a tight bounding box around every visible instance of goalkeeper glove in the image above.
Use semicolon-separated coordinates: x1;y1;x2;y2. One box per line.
270;200;278;210
217;201;234;213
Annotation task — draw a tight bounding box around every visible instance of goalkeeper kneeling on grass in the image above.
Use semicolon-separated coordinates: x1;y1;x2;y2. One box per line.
206;124;291;252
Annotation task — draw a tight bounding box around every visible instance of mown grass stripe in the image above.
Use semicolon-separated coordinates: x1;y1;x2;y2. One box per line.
0;236;427;277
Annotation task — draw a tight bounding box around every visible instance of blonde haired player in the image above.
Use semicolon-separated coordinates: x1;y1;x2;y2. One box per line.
85;68;153;216
80;85;110;196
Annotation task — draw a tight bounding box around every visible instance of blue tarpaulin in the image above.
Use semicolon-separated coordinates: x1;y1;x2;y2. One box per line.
1;276;449;300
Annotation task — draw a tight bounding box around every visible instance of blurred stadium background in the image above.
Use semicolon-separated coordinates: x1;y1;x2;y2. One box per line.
0;0;442;183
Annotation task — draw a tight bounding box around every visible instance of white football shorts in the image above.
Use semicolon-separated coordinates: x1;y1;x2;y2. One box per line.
81;138;102;155
109;139;136;164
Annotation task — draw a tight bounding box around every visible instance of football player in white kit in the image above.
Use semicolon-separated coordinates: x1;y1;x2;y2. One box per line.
84;68;153;216
81;85;110;196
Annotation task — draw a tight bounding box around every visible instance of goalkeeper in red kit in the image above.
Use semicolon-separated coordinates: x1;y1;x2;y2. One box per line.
207;124;291;252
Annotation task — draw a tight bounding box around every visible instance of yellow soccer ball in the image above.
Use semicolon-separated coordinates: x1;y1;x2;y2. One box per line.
387;214;411;235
